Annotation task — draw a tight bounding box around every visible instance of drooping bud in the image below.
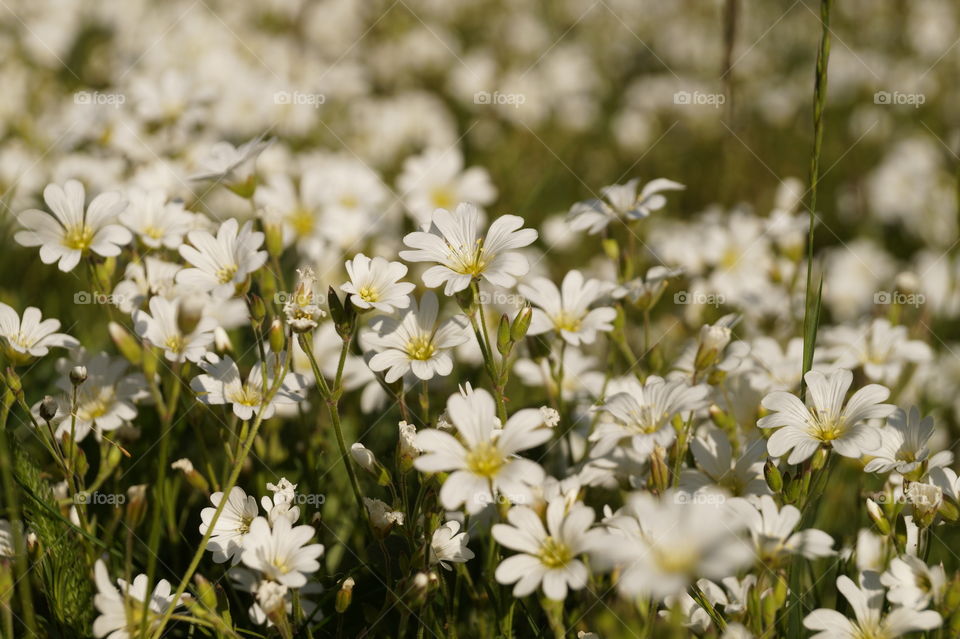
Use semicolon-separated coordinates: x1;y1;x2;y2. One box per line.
39;395;58;422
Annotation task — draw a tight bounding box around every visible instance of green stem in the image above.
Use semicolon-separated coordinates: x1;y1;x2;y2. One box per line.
0;386;37;636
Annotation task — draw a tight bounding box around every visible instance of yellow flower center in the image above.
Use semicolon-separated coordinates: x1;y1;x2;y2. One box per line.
77;389;116;421
554;311;582;333
359;285;379;302
232;384;262;407
215;264;238;284
63;224;95;251
340;195;359;209
288;208;315;237
405;335;436;361
164;334;185;354
271;557;291;573
143;225;165;240
538;536;573;569
430;186;456;209
653;546;699;574
810;410;845;441
465;441;505;478
448;238;491;277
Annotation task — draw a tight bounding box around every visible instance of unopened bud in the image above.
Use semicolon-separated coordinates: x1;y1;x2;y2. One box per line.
194;573;218;612
511;306;533;341
249;294;266;325
126;484;148;528
108;322;142;365
649;445;669;494
39;396;58;422
764;460;783;493
496;314;511;356
866;498;891;535
69;365;87;386
336;577;355;613
268;319;285;354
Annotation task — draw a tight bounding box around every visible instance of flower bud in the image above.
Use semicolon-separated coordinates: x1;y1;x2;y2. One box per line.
398;421;419;472
171;458;209;494
336;577;355;613
109;321;142;365
39;395;58;422
350;443;377;474
764;460;783;493
496;314;511;356
649;445;669;494
364;498;404;537
194;573;218;612
511;305;533;341
126;484;148;528
866;498;891;535
268;318;285;354
454;286;476;315
69;365;87;386
249;294;267;326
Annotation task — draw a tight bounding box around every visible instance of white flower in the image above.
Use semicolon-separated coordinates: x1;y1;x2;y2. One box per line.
199;486;260;564
864;407;935;475
414;388;552;513
92;559;184;639
177;218;268;298
133;296;217;363
397;147;496;224
493;498;602;600
590;376;709;457
430;520;475;570
822;319;931;386
261;478;301;525
759;369;894;465
240;516;324;587
613;266;682;309
567;177;684;234
15;179;131;272
283;267;326;332
519;270;617;346
804;572;942;638
881;555;946;610
255;581;288;616
904;482;942;527
111;257;183;314
680;429;770;497
0;303;77;364
119;187;193;249
191;353;306;420
364;498;405;534
42;350;148;441
350;443;377;473
728;495;835;563
341;254;415;313
190;135;271;184
366;292;470;383
398;420;420;469
400;202;537;295
596;491;753;600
